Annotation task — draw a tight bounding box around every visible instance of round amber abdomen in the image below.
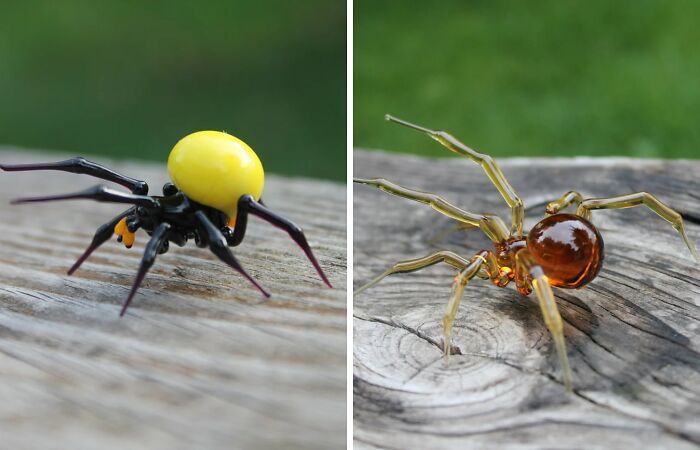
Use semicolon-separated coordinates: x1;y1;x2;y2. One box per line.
526;213;604;288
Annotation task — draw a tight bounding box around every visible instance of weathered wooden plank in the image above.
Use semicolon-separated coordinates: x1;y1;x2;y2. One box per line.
354;150;700;450
0;149;347;450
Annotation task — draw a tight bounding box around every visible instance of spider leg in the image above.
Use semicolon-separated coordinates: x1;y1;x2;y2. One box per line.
194;210;270;298
516;249;573;391
545;191;583;215
120;222;171;317
355;250;473;296
0;157;148;194
227;195;332;288
443;252;488;364
353;178;510;243
385;114;524;237
576;192;699;263
68;207;135;275
355;250;490;363
11;185;159;209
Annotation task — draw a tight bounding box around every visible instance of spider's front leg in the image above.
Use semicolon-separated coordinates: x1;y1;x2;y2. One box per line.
194;210;270;297
120;222;171;316
224;195;332;287
384;115;525;237
516;250;573;391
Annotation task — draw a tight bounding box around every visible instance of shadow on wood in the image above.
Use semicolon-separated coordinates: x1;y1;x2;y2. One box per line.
354;150;700;450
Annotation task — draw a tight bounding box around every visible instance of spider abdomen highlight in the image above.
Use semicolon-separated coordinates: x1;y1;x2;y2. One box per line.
526;213;604;288
167;131;264;218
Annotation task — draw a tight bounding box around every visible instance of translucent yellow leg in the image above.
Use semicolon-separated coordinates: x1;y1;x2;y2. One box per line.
353;177;510;243
516;250;573;391
546;191;583;215
355;250;492;365
444;253;486;365
385;114;524;238
577;192;700;263
354;250;472;297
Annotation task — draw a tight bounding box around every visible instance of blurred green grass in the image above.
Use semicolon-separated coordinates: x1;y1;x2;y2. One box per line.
355;0;700;160
0;1;345;181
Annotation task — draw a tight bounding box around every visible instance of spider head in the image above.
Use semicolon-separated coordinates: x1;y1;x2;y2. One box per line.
167;130;265;218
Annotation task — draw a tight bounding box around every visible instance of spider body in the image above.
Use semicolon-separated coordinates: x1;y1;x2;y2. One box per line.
168;130;264;218
526;213;604;289
1;130;331;317
354;115;699;391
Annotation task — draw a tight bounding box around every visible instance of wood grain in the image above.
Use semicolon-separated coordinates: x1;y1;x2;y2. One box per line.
354;150;700;450
0;149;346;450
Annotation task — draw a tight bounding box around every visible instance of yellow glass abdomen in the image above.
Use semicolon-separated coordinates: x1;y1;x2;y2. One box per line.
167;131;264;217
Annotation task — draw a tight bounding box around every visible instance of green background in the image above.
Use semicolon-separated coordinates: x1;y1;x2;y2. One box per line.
0;1;346;181
355;0;700;160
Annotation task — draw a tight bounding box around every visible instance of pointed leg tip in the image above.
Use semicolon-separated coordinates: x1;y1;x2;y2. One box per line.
319;272;332;288
67;259;86;276
564;379;574;393
253;282;270;298
692;252;700;265
248;279;270;298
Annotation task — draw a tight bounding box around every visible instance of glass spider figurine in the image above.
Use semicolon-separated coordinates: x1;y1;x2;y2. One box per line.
1;131;331;316
354;115;699;391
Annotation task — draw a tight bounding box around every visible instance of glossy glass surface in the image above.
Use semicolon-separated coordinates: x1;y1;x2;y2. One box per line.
167;131;264;218
526;214;604;288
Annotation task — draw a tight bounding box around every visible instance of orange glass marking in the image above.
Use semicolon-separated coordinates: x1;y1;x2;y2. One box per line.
228;217;236;228
122;231;135;248
114;217;128;235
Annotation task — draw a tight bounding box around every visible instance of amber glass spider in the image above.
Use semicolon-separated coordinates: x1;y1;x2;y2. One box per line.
354;115;700;391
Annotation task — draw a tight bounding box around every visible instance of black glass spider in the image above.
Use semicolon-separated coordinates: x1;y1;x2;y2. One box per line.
1;132;331;316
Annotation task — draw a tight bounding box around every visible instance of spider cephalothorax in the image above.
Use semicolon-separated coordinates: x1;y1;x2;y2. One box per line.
354;115;699;391
2;130;331;316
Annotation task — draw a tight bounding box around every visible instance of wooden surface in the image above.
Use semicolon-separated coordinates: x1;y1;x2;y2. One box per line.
353;150;700;450
0;149;347;450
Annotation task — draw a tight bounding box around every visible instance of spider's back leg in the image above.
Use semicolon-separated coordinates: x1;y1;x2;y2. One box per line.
68;207;135;275
354;249;499;364
576;192;699;263
11;185;159;209
353;177;510;243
